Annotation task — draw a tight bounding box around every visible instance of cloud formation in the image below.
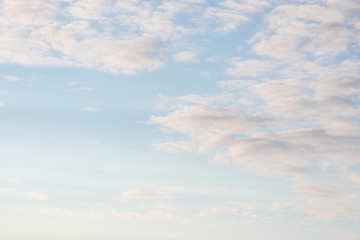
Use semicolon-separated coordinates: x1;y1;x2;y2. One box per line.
149;0;360;220
0;0;199;74
0;0;276;74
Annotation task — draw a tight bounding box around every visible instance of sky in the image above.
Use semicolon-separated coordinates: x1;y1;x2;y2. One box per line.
1;0;360;239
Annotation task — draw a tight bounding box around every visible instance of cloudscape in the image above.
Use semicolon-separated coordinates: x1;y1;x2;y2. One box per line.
1;0;360;239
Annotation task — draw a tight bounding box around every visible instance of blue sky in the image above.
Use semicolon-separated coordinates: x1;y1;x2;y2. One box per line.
1;0;360;239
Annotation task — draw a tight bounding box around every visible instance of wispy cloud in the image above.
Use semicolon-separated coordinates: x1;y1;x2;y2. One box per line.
69;87;95;92
82;107;100;111
225;59;277;77
0;188;48;200
204;0;271;33
118;189;170;200
3;75;20;82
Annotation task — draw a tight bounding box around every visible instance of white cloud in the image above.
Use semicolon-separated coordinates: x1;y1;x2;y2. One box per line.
149;1;360;221
225;59;276;77
3;75;20;82
82;107;100;111
0;0;207;74
0;102;4;107
172;51;199;63
204;0;271;33
251;3;356;61
205;56;220;62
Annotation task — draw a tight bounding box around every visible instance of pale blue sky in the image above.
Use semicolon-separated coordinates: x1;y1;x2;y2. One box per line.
1;0;360;239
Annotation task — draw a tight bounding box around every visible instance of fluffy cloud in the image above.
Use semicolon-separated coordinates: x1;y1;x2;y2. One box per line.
172;51;199;63
251;2;358;61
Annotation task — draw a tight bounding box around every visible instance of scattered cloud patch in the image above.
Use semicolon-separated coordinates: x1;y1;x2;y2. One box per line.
3;75;20;82
82;107;100;111
0;188;48;200
205;0;271;33
205;56;220;63
200;71;216;78
149;0;360;221
225;59;276;77
173;51;199;63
